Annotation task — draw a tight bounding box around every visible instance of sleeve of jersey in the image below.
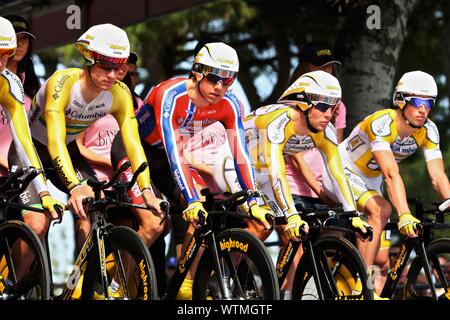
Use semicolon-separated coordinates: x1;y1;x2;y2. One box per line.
221;97;258;191
368;113;395;152
1;82;48;194
45;73;81;191
422;121;442;161
159;92;199;204
257;112;298;217
112;83;151;190
317;128;357;212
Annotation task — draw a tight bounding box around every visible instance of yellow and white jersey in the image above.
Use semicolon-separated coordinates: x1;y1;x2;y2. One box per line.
29;68;119;145
340;109;441;178
244;104;356;217
0;68;48;194
27;68;151;191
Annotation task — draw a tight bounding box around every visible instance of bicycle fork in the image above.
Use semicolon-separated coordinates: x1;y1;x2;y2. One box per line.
303;238;325;300
415;241;438;300
276;239;325;299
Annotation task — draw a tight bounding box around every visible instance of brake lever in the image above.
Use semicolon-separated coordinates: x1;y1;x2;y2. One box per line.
159;201;170;226
265;213;275;230
361;225;373;242
413;223;424;237
198;210;207;227
51;204;65;226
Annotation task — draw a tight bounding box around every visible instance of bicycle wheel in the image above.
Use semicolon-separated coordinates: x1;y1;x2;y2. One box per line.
292;235;373;300
0;220;50;300
81;226;158;300
193;228;279;300
403;238;450;300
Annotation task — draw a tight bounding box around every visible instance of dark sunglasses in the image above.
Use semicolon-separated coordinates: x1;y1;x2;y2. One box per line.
203;72;235;86
313;102;338;113
95;60;124;72
405;96;435;109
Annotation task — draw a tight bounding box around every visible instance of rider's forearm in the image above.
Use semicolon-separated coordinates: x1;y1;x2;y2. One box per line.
432;174;450;200
426;158;450;200
46;106;81;190
48;140;81;190
384;170;410;215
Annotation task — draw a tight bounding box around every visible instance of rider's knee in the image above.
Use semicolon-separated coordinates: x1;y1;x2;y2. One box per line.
24;217;48;239
367;199;392;223
140;221;165;243
247;221;270;241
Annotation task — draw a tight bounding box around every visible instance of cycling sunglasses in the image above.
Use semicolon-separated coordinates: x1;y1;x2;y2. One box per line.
0;48;16;58
95;60;125;72
404;96;435;109
304;93;340;113
312;102;338;113
203;72;236;86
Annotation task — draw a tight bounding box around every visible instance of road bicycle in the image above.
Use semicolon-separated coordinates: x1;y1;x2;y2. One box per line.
0;167;62;300
163;189;279;300
379;198;450;300
52;161;160;300
274;204;374;300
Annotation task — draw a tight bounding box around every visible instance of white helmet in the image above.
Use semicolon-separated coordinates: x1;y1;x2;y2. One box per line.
192;42;239;83
278;70;341;111
393;70;437;109
75;23;130;65
0;17;17;55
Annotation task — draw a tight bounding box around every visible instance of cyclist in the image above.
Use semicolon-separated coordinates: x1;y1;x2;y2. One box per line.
238;71;369;241
0;16;62;281
0;16;61;221
1;15;40;177
8;23;164;254
331;70;450;296
111;40;273;299
200;71;371;295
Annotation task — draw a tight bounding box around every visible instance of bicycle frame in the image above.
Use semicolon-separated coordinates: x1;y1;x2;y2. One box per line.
164;189;271;300
274;206;371;300
56;210;114;300
276;235;326;299
380;226;428;298
380;199;450;300
164;218;236;300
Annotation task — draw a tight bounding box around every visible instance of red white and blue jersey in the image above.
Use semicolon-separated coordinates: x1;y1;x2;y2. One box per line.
136;77;257;203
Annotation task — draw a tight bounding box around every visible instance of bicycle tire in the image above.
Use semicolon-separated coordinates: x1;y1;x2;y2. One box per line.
193;228;280;300
403;238;450;300
81;225;158;300
292;235;373;300
0;220;50;300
